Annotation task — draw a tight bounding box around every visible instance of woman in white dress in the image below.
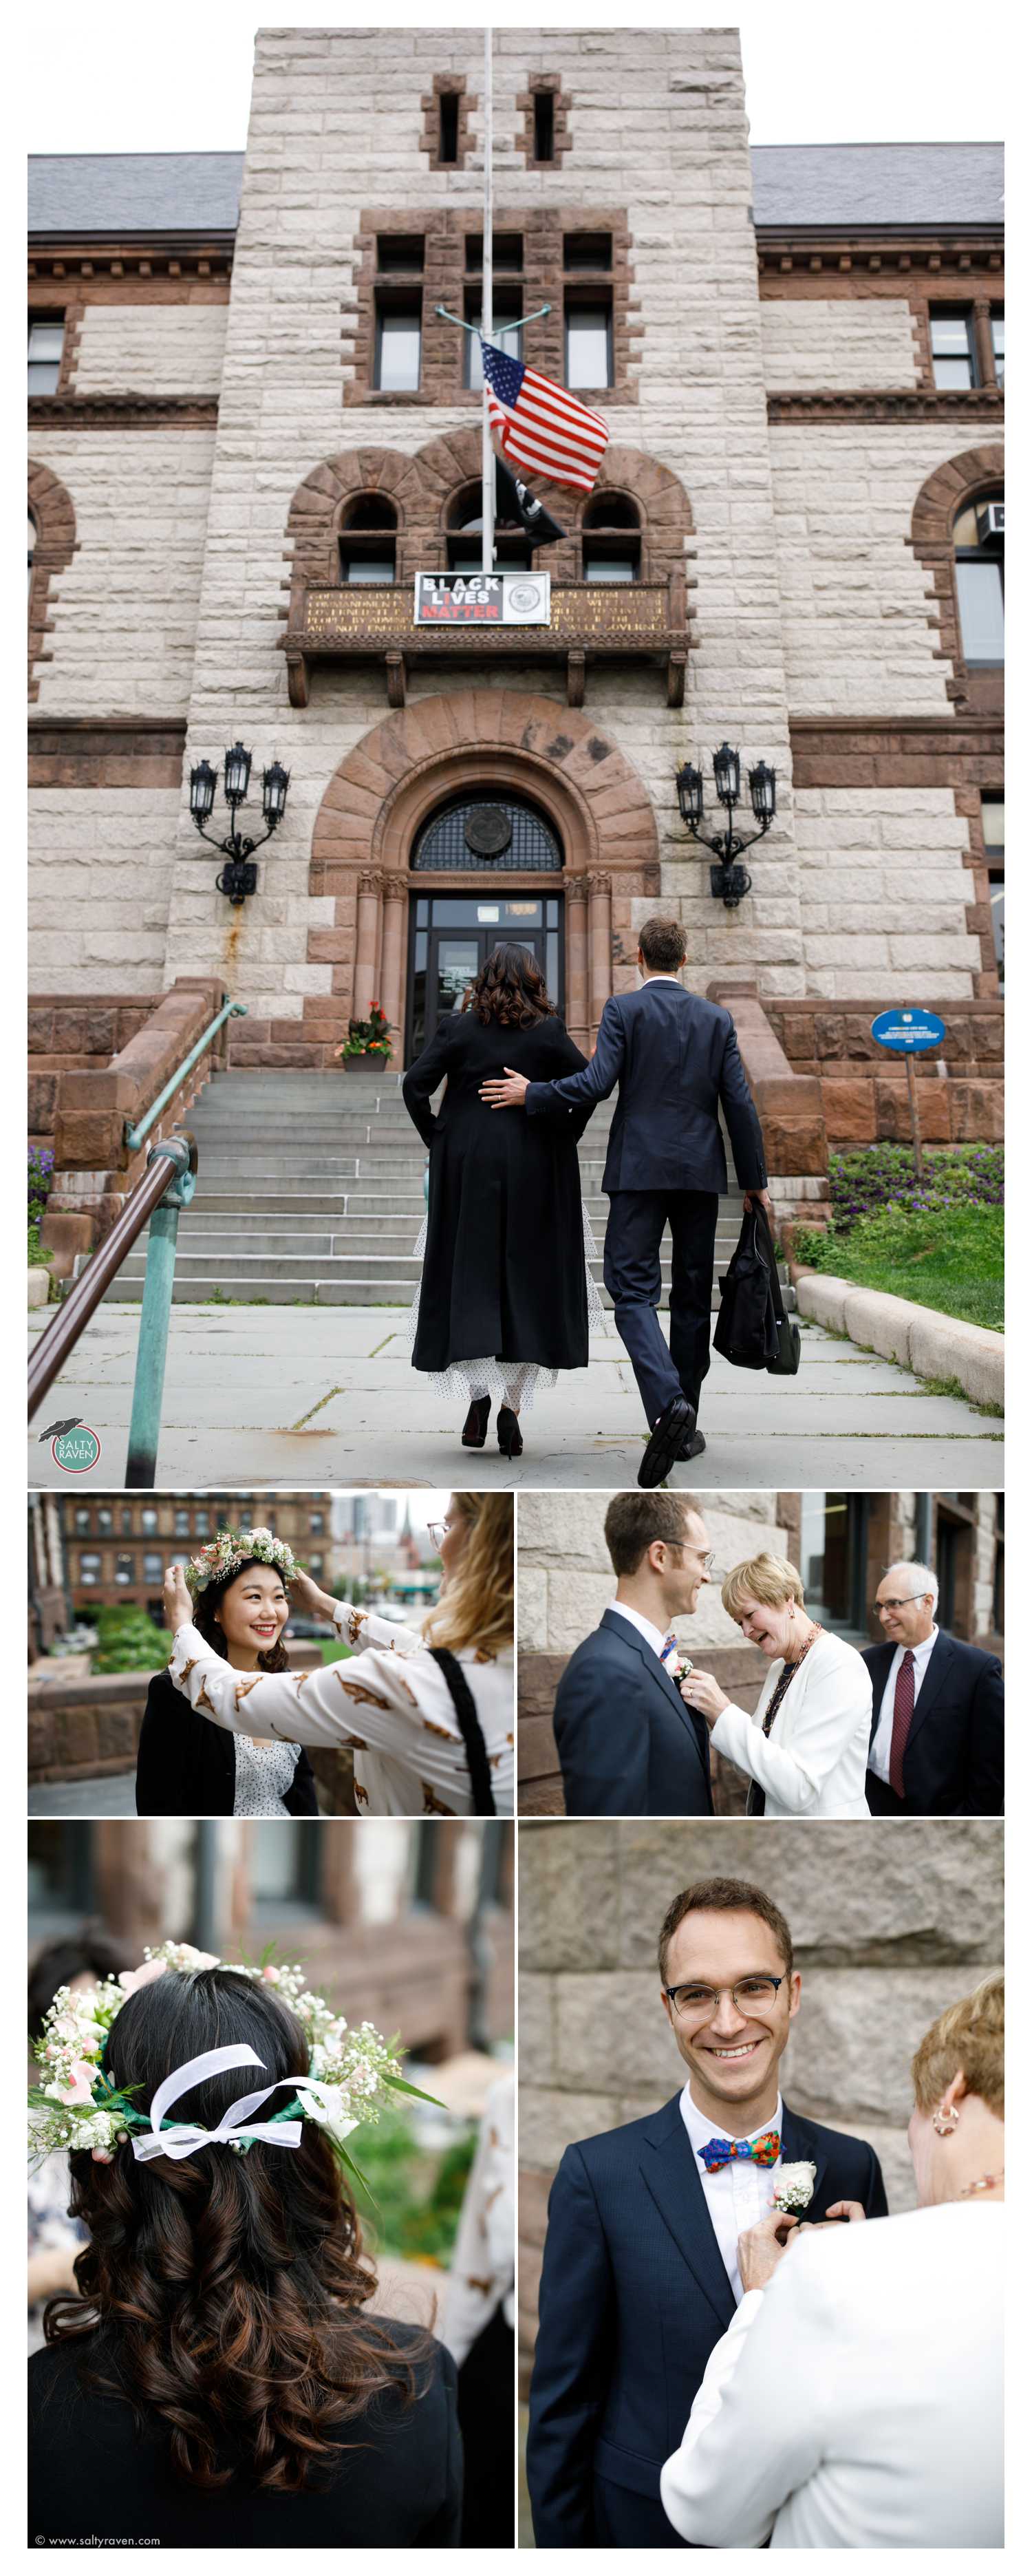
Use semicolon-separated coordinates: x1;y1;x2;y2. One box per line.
680;1551;872;1818
660;1974;1004;2548
163;1493;514;1818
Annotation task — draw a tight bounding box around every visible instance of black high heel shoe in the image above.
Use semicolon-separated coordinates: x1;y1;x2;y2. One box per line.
497;1405;524;1458
462;1397;491;1449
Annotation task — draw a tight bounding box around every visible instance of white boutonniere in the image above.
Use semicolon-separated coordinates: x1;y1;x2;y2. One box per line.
661;1643;694;1688
772;2160;817;2214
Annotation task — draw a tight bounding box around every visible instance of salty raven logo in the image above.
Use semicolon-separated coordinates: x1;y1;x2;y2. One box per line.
39;1417;84;1443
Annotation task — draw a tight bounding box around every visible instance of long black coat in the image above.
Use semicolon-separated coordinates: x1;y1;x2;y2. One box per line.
135;1669;319;1816
402;1010;594;1372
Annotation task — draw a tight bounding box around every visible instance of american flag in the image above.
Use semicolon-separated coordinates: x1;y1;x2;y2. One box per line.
480;339;609;495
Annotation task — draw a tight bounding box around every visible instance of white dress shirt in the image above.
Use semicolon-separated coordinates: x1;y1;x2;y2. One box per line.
660;2201;1003;2549
605;1600;668;1661
868;1625;939;1782
679;2087;784;2305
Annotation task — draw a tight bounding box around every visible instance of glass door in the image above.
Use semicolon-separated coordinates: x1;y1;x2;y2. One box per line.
406;894;564;1060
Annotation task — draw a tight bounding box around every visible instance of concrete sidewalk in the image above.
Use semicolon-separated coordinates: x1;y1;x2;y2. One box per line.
28;1302;1003;1489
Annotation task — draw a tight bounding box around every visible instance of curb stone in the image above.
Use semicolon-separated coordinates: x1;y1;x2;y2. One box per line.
790;1267;1003;1408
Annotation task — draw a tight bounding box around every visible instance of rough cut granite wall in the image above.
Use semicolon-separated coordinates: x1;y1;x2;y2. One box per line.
760;296;920;391
28;787;179;990
74;304;229;397
517;1817;1004;2368
795;785;982;999
30;430;217;720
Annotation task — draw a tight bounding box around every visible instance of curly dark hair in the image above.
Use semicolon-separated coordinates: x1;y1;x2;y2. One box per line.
191;1555;291;1674
467;942;557;1028
44;1968;431;2491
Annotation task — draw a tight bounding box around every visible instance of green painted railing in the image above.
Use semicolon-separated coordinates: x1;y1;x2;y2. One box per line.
124;999;248;1152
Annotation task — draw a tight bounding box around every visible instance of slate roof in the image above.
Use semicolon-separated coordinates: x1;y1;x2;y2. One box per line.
29;142;1003;238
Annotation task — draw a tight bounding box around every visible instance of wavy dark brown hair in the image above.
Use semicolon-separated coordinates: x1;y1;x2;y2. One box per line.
467;941;557;1028
44;1968;432;2491
191;1555;291;1673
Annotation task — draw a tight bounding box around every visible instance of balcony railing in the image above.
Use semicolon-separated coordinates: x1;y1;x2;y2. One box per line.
281;571;691;709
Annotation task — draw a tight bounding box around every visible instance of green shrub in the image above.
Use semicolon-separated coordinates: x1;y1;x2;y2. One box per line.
89;1605;173;1674
354;2109;476;2264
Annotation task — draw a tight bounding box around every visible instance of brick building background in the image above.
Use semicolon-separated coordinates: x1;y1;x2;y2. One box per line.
28;32;1002;1264
517;1487;1002;1813
517;1816;1002;2398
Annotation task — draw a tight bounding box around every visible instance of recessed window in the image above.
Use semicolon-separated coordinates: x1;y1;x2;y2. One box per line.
376;235;424;273
97;1508;113;1534
565;297;613;390
374;301;422;392
982;793;1004;990
309;1554;324;1576
465;233;524;273
194;1510;209;1535
79;1555;100;1587
991;310;1004;385
143;1552;163;1582
929;307;976;389
115;1555;133;1586
28;512;36;595
582;491;641;581
28;317;64;396
174;1509;191;1535
310;1512;325;1533
464;290;523;389
339;493;397;584
74;1508;91;1534
533;90;555;162
447;483;532;572
564;231;612;270
141;1507;158;1534
954;492;1004;665
439;89;459;164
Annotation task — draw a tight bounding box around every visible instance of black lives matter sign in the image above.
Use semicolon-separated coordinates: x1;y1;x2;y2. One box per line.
413;573;551;626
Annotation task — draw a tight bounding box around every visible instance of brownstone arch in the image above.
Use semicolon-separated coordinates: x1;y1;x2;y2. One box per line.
28;460;77;701
305;688;661;1061
910;443;1004;712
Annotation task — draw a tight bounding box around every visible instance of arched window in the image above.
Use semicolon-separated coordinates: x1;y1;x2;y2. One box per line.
447;480;533;572
581;490;641;582
411;789;563;872
338;494;397;585
28;511;36;599
953;490;1003;666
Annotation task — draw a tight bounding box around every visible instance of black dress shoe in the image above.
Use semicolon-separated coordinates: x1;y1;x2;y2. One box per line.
678;1429;707;1463
462;1397;491;1449
497;1405;523;1458
638;1394;694;1489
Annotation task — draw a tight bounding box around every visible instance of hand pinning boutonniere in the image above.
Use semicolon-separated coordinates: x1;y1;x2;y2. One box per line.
772;2160;817;2215
660;1641;694;1688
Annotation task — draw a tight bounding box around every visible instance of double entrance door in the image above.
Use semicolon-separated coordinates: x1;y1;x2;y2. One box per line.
406;893;564;1061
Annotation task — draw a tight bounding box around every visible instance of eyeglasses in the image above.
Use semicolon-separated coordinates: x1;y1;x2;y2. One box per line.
666;1542;716;1572
427;1521;453;1550
877;1595;932;1611
664;1974;785;2021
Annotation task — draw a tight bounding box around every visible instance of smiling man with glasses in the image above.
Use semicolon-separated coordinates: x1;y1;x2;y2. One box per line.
862;1560;1004;1817
527;1874;887;2551
550;1493;718;1816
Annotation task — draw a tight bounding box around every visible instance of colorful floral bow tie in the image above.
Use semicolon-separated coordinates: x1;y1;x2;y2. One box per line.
699;2131;780;2171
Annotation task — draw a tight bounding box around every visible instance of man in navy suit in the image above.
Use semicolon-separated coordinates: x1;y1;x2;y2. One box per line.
526;1875;888;2549
863;1560;1004;1816
552;1491;715;1816
480;915;769;1486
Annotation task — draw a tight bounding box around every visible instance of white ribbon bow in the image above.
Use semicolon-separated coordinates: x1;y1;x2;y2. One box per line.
130;2043;341;2163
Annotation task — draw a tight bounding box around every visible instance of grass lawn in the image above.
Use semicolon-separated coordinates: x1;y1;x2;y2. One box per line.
797;1204;1003;1334
318;1635;352;1665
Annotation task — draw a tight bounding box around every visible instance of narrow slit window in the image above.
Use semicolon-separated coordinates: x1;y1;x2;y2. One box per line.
440;90;459;164
534;90;555;162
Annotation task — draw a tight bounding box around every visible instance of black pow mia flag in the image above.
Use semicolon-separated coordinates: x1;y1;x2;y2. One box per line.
495;457;566;547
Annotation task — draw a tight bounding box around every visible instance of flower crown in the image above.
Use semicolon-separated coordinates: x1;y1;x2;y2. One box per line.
29;1941;433;2191
185;1527;301;1601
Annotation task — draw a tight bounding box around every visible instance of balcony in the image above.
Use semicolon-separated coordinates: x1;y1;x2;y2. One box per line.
281;571;691;710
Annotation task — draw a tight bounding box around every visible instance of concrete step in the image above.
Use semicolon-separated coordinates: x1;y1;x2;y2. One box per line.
109;1270;722;1310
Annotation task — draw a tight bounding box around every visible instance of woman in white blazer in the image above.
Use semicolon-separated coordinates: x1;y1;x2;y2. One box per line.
681;1551;872;1818
660;1974;1004;2548
162;1492;514;1818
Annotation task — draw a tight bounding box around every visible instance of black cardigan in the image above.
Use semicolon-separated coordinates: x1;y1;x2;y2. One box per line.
135;1668;318;1818
30;2328;462;2548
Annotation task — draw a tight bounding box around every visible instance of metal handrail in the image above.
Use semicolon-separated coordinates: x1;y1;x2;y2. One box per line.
124;999;247;1151
29;1136;195;1421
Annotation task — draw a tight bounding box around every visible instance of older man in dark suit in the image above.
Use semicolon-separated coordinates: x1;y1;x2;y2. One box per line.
527;1875;888;2548
863;1560;1004;1816
480;915;768;1487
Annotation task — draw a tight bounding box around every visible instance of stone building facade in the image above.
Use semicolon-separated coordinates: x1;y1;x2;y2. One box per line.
32;1487;333;1627
517;1487;1002;1813
517;1816;1002;2383
29;34;1003;1237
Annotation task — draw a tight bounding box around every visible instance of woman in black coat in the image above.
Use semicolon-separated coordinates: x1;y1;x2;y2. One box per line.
402;944;596;1458
135;1542;318;1818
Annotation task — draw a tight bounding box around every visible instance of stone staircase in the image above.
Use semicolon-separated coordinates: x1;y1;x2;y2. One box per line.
105;1066;748;1307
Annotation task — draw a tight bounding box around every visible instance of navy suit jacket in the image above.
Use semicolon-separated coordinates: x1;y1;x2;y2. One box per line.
526;2091;888;2549
524;980;766;1195
553;1610;714;1816
863;1631;1004;1815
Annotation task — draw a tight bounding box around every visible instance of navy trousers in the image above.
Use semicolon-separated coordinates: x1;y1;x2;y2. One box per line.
603;1190;719;1429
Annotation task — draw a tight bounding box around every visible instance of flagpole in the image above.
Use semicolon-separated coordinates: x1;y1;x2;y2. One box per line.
481;24;494;579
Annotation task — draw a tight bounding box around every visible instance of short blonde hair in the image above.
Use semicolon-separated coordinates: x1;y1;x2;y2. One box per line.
912;1974;1004;2118
421;1493;514;1661
721;1551;805;1623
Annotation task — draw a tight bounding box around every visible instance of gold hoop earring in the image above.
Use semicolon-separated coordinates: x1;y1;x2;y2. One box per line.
932;2102;960;2137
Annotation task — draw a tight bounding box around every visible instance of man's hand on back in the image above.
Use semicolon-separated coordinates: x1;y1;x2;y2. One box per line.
480;1068;530;1110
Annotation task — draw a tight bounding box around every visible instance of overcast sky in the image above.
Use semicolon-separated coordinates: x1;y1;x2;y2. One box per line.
28;2;1005;154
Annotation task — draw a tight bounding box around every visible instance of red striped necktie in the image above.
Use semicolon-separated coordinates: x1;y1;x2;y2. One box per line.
889;1648;916;1797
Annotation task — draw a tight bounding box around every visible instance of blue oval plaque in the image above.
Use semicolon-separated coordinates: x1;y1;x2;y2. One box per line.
870;1008;946;1054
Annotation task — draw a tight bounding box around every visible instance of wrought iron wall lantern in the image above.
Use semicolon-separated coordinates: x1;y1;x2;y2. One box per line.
675;742;776;908
189;742;290;905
